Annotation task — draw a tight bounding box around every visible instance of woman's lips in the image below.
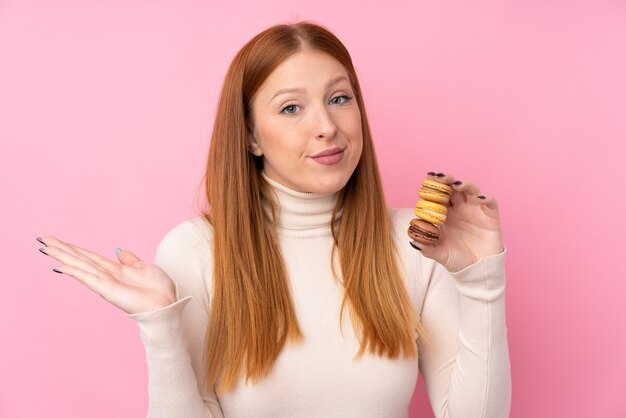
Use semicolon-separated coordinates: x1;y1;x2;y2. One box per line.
310;148;345;165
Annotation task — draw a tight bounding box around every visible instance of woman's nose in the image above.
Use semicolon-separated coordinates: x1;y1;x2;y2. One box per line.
314;106;338;140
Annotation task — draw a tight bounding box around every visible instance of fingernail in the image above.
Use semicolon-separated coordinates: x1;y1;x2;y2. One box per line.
427;172;436;176
38;248;48;255
52;268;63;274
115;248;122;256
435;172;445;177
409;242;422;251
36;237;46;246
477;195;486;199
452;181;462;186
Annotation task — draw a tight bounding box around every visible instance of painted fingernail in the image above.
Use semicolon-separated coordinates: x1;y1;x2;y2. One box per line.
36;237;46;246
477;195;486;199
435;172;445;177
427;172;436;176
38;248;48;255
115;248;122;256
409;242;422;251
452;181;462;186
52;268;63;274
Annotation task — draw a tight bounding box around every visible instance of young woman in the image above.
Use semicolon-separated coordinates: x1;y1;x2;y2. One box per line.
37;21;511;417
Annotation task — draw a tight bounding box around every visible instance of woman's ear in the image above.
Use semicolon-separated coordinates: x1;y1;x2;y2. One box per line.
247;130;263;156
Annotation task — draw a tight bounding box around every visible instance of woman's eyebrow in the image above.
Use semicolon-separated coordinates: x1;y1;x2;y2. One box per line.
268;75;350;104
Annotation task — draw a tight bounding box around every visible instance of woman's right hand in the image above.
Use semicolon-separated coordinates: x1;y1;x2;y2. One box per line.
37;236;177;315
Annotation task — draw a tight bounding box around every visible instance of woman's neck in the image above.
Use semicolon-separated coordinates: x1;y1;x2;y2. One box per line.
261;171;341;238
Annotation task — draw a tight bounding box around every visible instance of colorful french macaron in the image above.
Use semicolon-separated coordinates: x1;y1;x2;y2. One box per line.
408;177;454;246
418;180;453;205
414;200;448;225
407;218;440;245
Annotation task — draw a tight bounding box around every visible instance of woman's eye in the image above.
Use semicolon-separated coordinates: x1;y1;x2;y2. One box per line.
280;95;352;115
330;94;352;105
280;104;299;114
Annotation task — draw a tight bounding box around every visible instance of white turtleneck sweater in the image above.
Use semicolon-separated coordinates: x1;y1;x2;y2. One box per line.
126;174;511;418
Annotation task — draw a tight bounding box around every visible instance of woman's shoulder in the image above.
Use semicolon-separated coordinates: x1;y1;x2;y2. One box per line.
387;207;415;233
154;216;214;307
386;206;421;260
155;215;214;261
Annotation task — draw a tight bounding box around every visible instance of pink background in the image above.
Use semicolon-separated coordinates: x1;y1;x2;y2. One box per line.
1;1;625;417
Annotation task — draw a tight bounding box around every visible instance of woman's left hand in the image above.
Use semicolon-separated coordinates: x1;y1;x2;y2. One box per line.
411;172;505;273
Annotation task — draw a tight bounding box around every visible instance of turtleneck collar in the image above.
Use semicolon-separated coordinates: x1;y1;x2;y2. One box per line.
261;171;342;238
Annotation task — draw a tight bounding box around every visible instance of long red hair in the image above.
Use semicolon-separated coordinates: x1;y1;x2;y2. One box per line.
202;21;429;395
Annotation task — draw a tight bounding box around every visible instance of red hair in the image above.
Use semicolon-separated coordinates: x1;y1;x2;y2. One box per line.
202;21;429;395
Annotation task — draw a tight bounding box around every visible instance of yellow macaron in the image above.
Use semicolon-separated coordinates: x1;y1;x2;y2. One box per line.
415;199;448;225
418;180;453;204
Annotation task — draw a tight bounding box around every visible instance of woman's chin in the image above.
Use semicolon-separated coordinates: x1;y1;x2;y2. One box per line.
307;174;352;194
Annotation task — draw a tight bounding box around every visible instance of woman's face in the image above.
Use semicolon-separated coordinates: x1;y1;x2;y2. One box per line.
247;49;363;194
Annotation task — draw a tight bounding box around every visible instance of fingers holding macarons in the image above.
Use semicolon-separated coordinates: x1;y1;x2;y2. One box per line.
438;174;500;214
409;172;500;252
426;171;488;205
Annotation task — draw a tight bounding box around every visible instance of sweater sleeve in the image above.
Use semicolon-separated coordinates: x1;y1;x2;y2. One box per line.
124;218;223;418
417;248;512;418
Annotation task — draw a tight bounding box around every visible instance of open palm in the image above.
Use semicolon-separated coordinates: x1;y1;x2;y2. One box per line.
412;173;505;273
37;236;177;314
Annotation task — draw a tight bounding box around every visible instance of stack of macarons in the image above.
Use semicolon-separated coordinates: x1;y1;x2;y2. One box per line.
408;179;453;245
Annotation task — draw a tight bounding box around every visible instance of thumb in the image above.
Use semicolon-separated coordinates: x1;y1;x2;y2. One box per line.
115;247;143;266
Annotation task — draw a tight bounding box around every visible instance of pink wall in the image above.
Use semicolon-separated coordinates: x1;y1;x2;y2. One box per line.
2;1;624;416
